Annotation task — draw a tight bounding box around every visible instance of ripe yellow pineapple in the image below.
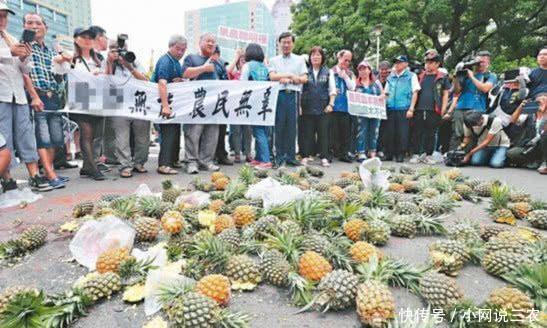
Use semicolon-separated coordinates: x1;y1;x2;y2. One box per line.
350;241;383;263
213;214;235;234
488;287;534;322
298;251;332;282
161;210;184;234
211;172;226;183
196;274;231;306
443;168;462;180
232;205;256;227
356;281;396;327
209;199;225;214
493;208;517;225
340;171;352;178
509;202;531;220
388;183;405;193
214;177;230;191
328;186;347;202
96;247;132;273
344;219;368;242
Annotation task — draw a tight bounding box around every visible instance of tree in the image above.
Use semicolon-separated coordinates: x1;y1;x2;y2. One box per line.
291;0;546;69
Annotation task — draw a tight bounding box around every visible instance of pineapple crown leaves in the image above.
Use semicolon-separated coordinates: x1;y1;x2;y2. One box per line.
215;308;253;328
221;180;248;203
329;201;361;222
161;179;174;190
189;235;233;273
416;166;442;179
156;278;196;308
44;288;92;328
502;263;547;312
530;199;547;211
287;272;316;307
414;215;447;236
322;235;353;272
237;164;257;186
263;230;303;266
0;291;61;328
118;256;158;285
488;184;511;213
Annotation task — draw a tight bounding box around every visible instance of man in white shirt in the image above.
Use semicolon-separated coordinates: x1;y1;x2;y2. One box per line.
268;32;308;168
461;111;509;168
0;2;52;192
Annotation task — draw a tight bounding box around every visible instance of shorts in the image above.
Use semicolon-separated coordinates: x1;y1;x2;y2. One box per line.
0;101;39;164
0;132;6;149
34;93;65;148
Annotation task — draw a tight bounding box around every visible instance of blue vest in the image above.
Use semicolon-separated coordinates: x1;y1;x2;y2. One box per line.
333;72;351;112
247;61;269;81
301;66;330;115
386;69;413;110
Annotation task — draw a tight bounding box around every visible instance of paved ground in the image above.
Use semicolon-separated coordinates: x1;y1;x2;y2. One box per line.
0;154;545;328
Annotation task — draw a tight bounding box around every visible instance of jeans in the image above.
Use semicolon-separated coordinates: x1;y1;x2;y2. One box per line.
274;91;298;164
330;111;351;158
471;146;507;168
184;123;219;165
411;110;441;155
356;117;380;154
111;117;150;170
158;124;180;167
301;114;330;158
0;101;39;166
229;125;252;156
253;126;270;163
384;110;410;156
34;93;64;149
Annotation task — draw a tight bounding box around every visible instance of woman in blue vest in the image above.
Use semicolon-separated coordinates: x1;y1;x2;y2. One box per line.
300;46;337;167
355;60;384;161
239;43;272;169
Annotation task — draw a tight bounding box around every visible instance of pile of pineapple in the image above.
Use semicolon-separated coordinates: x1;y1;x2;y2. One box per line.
0;164;546;328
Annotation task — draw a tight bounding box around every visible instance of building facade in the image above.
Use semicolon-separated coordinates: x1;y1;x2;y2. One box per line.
184;0;276;63
271;0;293;38
5;0;91;50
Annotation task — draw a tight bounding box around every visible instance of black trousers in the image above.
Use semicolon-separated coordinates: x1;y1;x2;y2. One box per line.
384;110;410;156
411;110;441;155
301;114;330;159
437;119;452;154
158;124;180;167
330;112;351;158
215;124;228;160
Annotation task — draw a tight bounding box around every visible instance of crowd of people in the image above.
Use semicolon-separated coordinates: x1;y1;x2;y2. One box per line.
0;5;546;194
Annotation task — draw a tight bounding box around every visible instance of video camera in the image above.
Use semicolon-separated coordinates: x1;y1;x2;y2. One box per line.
455;58;481;84
408;60;424;75
115;34;136;64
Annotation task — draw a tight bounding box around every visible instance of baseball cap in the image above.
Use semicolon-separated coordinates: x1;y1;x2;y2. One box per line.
0;0;15;15
424;49;442;62
357;60;372;69
73;26;96;38
89;25;106;36
378;61;391;69
394;55;408;63
477;50;492;57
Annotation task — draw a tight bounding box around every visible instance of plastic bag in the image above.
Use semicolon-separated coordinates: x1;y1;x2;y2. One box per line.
245;177;304;209
0;188;42;209
245;177;281;200
144;260;194;316
175;191;210;207
132;242;168;268
69;215;135;270
133;183;157;197
359;158;390;190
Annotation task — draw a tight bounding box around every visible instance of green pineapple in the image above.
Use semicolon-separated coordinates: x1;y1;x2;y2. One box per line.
389;215;417;238
527;210;547;230
259;249;290;287
482;250;533;277
395;201;419;215
428;240;471;276
253;215;280;238
305;165;325;177
446;219;482;244
19;225;47;250
420;195;456;216
78;272;122;302
474;181;493;197
138;196;167;219
479;224;510;242
225;255;262;289
419;272;463;310
162;179;182;203
363;220;391;246
217;228;241;250
301;233;331;256
301;270;359;312
72;201;94;218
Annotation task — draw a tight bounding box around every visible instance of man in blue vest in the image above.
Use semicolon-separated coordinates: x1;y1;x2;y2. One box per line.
384;55;421;162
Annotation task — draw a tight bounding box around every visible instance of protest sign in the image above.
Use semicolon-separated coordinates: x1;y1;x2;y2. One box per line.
347;91;387;120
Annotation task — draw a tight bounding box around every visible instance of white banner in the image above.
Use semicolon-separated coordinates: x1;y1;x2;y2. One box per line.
65;70;279;125
347;91;387;120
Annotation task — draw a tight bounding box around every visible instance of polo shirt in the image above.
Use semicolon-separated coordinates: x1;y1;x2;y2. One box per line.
268;53;307;92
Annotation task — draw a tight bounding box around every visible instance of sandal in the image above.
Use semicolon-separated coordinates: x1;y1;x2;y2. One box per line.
133;165;148;173
157;166;178;175
120;168;133;178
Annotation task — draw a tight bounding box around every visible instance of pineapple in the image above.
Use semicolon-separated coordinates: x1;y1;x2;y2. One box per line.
482;250;533;277
487;287;534;322
138;196;168;219
480;224;510;242
420;195;455;216
80;272;121;302
253;215;280;238
454;183;474;200
307;270;358;311
301;233;330;256
208;199;225;214
388;183;405;193
72;201;94;218
363;220;391;246
313;182;331;193
428;240;470;276
161;210;185;234
19;225;47;250
350;241;383;263
95;247;132;273
395;201;419;215
509;202;532;220
213;177;230;191
356;281;396;327
420;187;440;199
217;228;241;249
343;218;368;242
212;214;235;234
210;172;226;183
334;177;354;189
474;181;493;197
305;165;324;178
259;250;290;287
527;209;547;230
298;251;332;282
161;179;181;204
0;286;39;315
389;215;417;238
402;180;418;193
419;272;463;310
509;189;531;203
488;184;516;225
224;255;261;288
492;208;517;225
196;274;231;306
447;220;482;244
328;186;347;202
133;217;160;242
232;205;256;228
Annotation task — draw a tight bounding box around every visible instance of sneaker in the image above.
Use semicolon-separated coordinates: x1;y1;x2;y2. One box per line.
377;151;384;158
1;178;17;192
409;154;421;164
58;176;70;183
357;153;367;162
234;155;242;163
217;157;234;165
301;157;309;166
49;178;66;189
423;156;437;165
321;158;330;167
257;162;272;169
96;162;111;172
29;175;53;192
199;162;220;172
538;162;547;175
186;163;199;174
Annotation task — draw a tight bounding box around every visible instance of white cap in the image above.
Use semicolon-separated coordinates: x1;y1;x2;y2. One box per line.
0;0;15;15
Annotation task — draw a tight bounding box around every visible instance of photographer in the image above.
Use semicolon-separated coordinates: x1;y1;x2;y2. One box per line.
105;37;149;178
447;51;497;149
460;111;509;168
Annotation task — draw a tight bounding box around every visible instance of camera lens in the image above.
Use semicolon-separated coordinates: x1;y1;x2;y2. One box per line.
123;51;136;63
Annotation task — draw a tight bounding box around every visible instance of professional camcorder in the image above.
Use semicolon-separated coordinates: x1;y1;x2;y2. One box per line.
455;58;481;83
116;34;136;64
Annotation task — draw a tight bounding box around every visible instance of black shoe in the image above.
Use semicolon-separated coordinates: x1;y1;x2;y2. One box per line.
29;175;53;192
80;169;106;181
382;154;393;161
217;157;234;166
1;178;17;192
96;163;111;172
286;159;302;167
272;161;282;169
339;156;353;163
395;155;405;163
54;162;79;170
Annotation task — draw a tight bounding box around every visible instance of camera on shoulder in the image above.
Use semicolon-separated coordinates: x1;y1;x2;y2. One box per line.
116;34;136;64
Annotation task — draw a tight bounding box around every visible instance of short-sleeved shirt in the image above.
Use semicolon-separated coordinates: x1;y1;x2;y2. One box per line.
268;53;307;92
523;67;547;112
182;54;217;81
152;53;181;83
416;74;451;111
456;72;497;111
29;42;61;92
463;115;510;147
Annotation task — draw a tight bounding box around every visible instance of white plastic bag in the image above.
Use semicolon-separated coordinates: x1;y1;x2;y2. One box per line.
359;158;390;190
245;177;281;200
175;191;210;207
144;261;194;316
132;242;168;269
245;178;304;209
134;183;156;197
69;215;135;270
0;188;42;209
